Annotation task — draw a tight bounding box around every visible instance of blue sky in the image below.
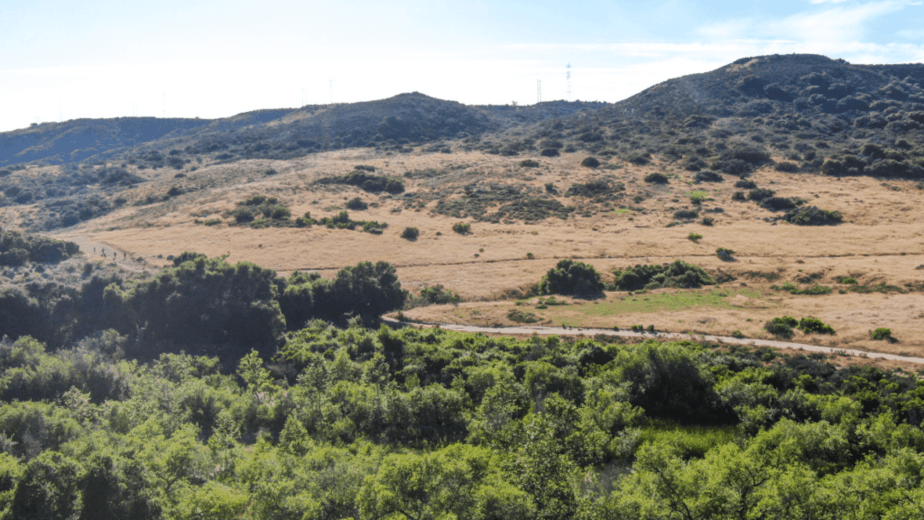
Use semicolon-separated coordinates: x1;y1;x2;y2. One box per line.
1;0;923;132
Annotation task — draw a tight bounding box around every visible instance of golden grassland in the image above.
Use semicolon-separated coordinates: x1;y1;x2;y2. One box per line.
3;145;920;357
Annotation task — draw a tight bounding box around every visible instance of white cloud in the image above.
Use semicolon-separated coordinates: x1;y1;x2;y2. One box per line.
808;0;849;4
768;1;907;43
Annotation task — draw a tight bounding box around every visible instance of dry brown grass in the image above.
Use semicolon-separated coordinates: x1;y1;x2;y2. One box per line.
28;146;924;356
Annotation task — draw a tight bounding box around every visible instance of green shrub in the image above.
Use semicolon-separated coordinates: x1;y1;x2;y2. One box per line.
701;217;715;226
540;148;560;157
799;316;835;335
731;330;745;338
203;218;222;226
688;191;708;204
611;260;715;291
644;173;669;184
784;206;843;226
401;227;420;240
539;259;604;296
519;159;540;168
581;157;600;168
770;283;832;295
748;188;775;201
508;309;541;323
452;222;471;234
732;191;747;201
735;179;757;189
869;328;897;342
673;210;699;220
688;233;703;242
837;276;858;285
345;197;368;210
765;316;799;339
716;248;735;261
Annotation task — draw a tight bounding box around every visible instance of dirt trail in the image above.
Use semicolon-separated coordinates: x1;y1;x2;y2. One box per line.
51;232;155;274
382;318;924;365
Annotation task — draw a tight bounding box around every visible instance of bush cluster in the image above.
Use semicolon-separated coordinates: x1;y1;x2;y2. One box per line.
611;260;715;291
539;259;604;296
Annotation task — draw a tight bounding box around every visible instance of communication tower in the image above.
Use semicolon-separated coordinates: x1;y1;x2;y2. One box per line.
566;63;571;101
537;80;542;103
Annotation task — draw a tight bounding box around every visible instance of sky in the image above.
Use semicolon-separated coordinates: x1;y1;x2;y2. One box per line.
1;0;923;132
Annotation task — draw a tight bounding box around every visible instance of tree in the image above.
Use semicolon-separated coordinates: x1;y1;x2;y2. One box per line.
539;259;604;296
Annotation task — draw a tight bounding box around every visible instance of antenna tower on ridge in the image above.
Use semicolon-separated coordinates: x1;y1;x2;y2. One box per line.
566;63;571;101
537;80;542;104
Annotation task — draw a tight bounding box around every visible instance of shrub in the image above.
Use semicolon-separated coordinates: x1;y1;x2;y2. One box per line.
519;159;540;168
688;191;708;204
508;309;541;323
774;161;800;172
203;218;222;226
869;328;897;342
735;179;757;189
611;260;715;291
688;233;703;242
452;222;471;234
644;173;669;184
732;191;747;201
693;170;723;183
581;157;600;168
799;316;835;335
414;285;461;306
345;197;368;210
716;248;735;261
701;217;715;226
765;316;799;339
748;188;775;201
784;206;843;226
540;148;560;157
673;210;699;220
401;227;420;240
539;259;604;296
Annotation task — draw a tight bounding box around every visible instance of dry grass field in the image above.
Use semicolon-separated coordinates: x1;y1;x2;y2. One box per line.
3;144;920;358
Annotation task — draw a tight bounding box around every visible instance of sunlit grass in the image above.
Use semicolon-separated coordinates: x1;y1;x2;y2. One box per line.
639;419;739;458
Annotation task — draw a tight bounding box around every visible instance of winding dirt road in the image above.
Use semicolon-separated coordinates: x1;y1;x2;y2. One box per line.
382;318;924;366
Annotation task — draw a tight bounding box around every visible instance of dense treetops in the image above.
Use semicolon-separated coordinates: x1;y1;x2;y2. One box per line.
1;321;924;518
0;227;79;266
539;259;604;297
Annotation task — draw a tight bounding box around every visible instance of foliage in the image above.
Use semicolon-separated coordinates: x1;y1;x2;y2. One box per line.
688;233;703;242
580;157;600;168
317;171;405;194
799;316;836;335
0;228;80;266
345;197;368;210
785;206;844;226
771;282;833;295
765;316;799;338
716;248;735;261
611;260;715;291
870;328;897;342
539;259;604;296
453;222;471;234
519;159;540;168
644;173;669;184
400;226;419;240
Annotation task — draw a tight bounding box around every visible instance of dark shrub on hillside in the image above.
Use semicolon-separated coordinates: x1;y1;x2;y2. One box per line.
762;197;798;211
748;188;775;202
519;159;540;168
717;159;753;175
317;172;405;194
345;197;368;210
644;173;669;184
683;156;707;171
774;161;800;172
784;206;843;226
673;209;699;220
611;260;716;291
799;316;835;335
539;259;604;296
540;148;560;157
735;179;757;189
627;153;651;165
400;227;419;240
723;146;771;166
693;170;723;183
0;228;80;265
732;191;747;201
581;157;600;168
565;179;624;198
